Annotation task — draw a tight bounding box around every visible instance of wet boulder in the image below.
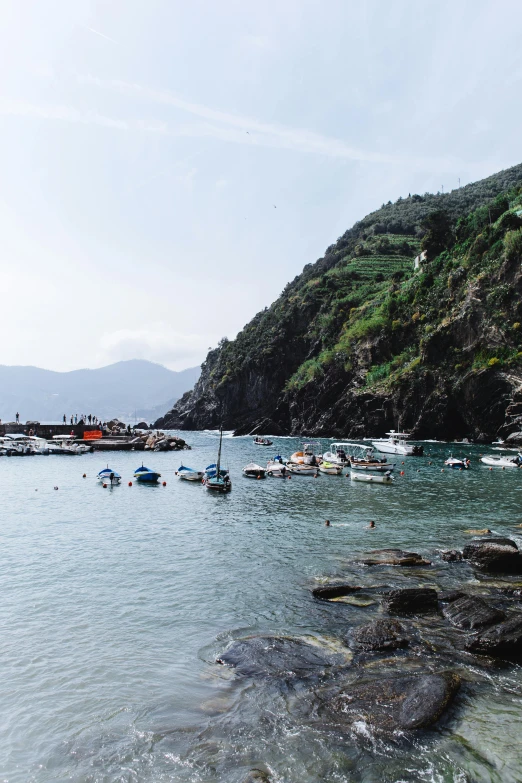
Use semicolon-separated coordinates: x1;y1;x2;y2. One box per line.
439;590;466;603
241;770;271;783
382;588;439;614
312;584;361;600
443;595;505;630
440;549;463;562
321;672;460;732
358;549;431;567
216;636;351;678
351;619;409;652
466;614;522;660
462;539;522;574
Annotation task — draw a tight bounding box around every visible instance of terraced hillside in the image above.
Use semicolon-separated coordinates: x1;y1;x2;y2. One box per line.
156;162;522;441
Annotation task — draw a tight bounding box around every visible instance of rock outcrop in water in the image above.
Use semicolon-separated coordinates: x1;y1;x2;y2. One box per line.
156;164;522;440
462;538;522;573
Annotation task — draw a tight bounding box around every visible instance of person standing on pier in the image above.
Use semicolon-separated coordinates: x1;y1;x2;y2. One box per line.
70;415;73;425
74;414;78;424
15;412;19;423
63;414;66;424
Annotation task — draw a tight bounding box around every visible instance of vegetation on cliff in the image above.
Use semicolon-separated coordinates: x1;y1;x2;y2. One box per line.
156;163;522;440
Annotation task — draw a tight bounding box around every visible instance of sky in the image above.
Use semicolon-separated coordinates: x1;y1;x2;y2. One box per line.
0;0;521;372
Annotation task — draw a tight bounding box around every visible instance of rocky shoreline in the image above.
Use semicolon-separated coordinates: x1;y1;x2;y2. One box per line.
214;536;522;782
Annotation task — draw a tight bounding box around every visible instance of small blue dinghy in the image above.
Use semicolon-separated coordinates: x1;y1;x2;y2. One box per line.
97;466;121;485
133;465;161;483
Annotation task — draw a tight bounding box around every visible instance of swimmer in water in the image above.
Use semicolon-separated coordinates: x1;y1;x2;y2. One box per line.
367;520;375;529
325;520;331;527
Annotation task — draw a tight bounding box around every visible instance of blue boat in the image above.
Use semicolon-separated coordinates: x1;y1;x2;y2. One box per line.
134;464;161;483
204;429;231;493
97;466;121;485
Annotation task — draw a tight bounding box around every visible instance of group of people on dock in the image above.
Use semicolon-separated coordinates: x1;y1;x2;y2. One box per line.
63;414;100;426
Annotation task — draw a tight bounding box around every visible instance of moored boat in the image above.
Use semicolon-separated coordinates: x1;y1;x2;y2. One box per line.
444;455;470;469
318;461;342;475
372;430;423;456
176;465;205;481
243;462;266;478
289;441;322;466
205;427;232;493
133;464;161;483
266;457;288;477
97;466;121;485
287;462;319;476
351;471;394;485
481;453;522;468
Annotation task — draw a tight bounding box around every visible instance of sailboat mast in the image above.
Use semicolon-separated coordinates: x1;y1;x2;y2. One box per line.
216;426;223;476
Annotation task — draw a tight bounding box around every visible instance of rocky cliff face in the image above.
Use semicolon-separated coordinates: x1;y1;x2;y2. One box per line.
156;164;522;441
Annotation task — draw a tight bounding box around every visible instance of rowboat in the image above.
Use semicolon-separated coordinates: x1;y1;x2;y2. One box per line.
134;465;161;483
318;461;343;475
176;465;205;481
243;462;266;478
287;462;319;476
253;436;273;446
350;471;393;485
97;467;121;485
205;427;232;493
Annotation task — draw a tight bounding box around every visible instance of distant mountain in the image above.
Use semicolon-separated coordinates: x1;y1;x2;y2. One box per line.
0;360;200;423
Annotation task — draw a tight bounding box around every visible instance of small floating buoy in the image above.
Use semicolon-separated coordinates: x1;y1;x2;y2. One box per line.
441;469;444;472
35;489;38;491
288;475;292;480
54;486;59;490
401;461;405;465
428;461;432;465
83;473;86;478
128;481;133;486
400;471;404;476
103;483;107;488
489;468;493;471
162;481;167;486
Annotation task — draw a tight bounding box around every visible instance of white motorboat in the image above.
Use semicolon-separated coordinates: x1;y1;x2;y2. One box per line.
444;455;470;469
253;436;273;446
318;460;343;475
351;471;393;485
48;436;82;455
243;462;266;478
97;467;121;485
266;458;288;477
289;441;322;466
372;430;423;456
2;434;49;455
481;453;522;468
322;442;353;465
176;465;205;481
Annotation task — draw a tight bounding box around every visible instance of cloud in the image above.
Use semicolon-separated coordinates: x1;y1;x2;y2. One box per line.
98;324;216;370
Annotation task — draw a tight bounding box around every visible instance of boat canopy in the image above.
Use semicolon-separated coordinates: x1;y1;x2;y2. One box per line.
329;442;373;453
384;430;411;439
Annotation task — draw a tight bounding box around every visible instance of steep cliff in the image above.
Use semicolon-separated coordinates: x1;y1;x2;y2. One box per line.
156;163;522;441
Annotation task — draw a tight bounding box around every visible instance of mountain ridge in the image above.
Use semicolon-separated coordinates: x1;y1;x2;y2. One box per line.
155;162;522;441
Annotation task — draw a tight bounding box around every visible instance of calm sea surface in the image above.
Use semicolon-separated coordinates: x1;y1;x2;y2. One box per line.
1;433;522;782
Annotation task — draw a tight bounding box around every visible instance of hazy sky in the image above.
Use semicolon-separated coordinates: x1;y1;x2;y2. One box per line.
1;0;521;371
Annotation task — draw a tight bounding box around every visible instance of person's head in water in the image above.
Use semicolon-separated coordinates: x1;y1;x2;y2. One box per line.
325;519;331;527
368;520;375;528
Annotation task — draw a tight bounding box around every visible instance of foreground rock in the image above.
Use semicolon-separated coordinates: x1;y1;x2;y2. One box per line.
241;770;271;783
462;539;522;573
382;588;439;614
216;636;351;678
320;672;460;732
466;614;522;660
351;619;409;652
312;584;362;600
442;595;506;630
440;549;463;562
358;549;431;567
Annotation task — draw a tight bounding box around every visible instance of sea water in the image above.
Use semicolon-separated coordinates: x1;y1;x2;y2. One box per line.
1;433;522;782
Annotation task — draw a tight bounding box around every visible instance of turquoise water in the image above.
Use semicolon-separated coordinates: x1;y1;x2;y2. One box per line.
1;433;522;782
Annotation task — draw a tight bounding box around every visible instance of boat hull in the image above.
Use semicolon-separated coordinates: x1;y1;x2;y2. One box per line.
351;472;393;485
350;462;395;472
481;456;521;468
205;477;232;492
287;463;318;476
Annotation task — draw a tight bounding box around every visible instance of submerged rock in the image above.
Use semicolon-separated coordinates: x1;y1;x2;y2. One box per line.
462;539;522;573
216;636;351;678
440;549;463;562
382;588;439;614
320;671;460;732
241;770;271;783
466;614;522;660
351;619;409;652
312;584;362;600
358;549;431;567
442;595;506;630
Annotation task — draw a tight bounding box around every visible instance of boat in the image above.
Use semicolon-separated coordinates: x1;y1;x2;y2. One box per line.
289;441;322;466
444;455;470;469
351;471;394;485
176;465;205;482
205;427;232;493
243;462;266;478
322;443;354;465
318;460;343;475
1;434;49;455
372;430;423;456
286;462;319;476
97;467;121;485
253;436;273;446
480;453;522;468
133;464;161;483
266;458;288;477
48;435;91;455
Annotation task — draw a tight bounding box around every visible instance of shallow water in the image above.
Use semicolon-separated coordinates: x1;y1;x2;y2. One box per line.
1;434;522;782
